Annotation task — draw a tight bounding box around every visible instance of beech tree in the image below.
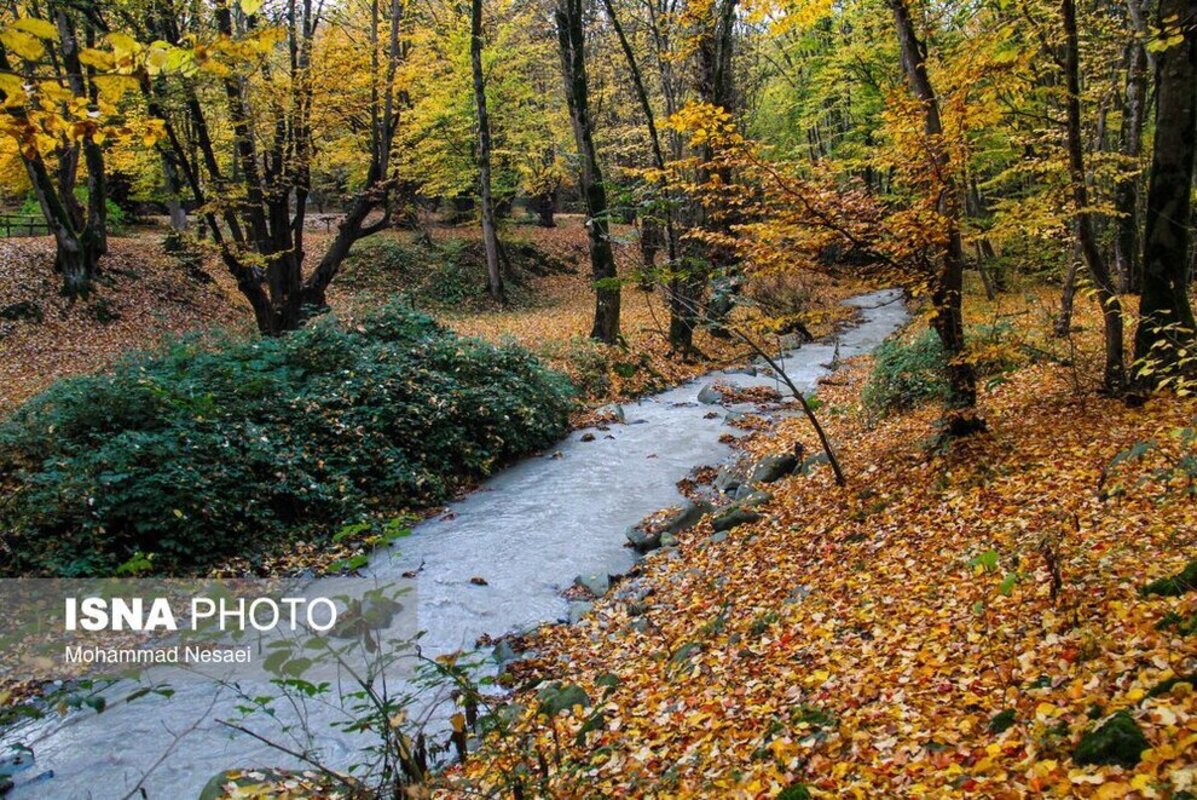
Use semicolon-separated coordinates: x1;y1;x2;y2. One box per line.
470;0;502;302
1061;0;1126;394
1133;0;1196;381
139;0;405;335
0;8;114;297
886;0;976;408
1112;0;1152;293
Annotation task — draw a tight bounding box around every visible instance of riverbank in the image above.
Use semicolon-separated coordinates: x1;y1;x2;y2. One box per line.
441;287;1197;798
0;289;902;799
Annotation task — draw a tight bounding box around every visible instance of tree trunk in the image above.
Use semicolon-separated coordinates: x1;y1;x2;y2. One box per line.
694;0;739;339
601;0;682;313
162;150;189;231
1062;0;1126;394
471;0;504;302
54;234;102;297
1113;39;1148;293
0;13;107;297
1056;227;1083;337
1133;0;1197;379
530;192;556;227
555;0;620;344
148;0;404;335
887;0;977;407
638;215;661;290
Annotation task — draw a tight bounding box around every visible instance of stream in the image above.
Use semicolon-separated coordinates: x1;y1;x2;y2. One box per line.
1;288;907;799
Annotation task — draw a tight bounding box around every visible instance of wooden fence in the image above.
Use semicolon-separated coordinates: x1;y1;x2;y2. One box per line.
0;214;50;238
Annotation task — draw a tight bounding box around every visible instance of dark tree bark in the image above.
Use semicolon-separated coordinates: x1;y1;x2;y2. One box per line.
555;0;620;344
470;0;503;302
1062;0;1126;394
1113;36;1148;293
1056;226;1083;337
638;215;662;290
529;191;557;227
1133;0;1197;378
688;0;739;342
887;0;977;408
599;0;679;294
161;151;188;232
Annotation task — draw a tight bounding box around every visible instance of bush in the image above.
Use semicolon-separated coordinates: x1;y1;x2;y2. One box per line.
0;302;574;576
540;335;612;400
863;324;1021;417
862;329;952;416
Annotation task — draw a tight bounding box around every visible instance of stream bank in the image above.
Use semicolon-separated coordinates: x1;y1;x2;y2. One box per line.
1;289;907;799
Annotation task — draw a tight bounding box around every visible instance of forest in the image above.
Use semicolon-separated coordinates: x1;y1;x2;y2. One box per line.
0;0;1195;796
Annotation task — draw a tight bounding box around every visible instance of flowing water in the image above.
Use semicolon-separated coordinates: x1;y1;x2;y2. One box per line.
2;289;907;799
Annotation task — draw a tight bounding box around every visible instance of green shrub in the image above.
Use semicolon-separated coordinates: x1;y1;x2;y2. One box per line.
540;335;612;399
0;301;574;576
863;323;1022;417
862;329;952;416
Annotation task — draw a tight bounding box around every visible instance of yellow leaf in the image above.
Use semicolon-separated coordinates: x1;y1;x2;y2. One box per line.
0;74;26;100
240;0;265;14
1095;783;1131;799
145;44;170;73
78;47;115;70
199;59;230;77
1035;702;1061;719
91;74;140;100
10;17;59;40
37;80;74;104
1131;774;1154;791
106;32;140;58
0;28;46;61
162;48;195;74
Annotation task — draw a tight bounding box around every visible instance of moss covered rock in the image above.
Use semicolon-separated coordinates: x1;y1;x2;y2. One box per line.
1073;711;1149;769
711;506;762;533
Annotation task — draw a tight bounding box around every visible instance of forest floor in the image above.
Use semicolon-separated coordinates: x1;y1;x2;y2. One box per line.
441;286;1197;799
0;216;855;417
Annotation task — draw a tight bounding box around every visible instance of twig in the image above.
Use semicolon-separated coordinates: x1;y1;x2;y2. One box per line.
730;328;847;486
120;690;223;800
216;719;355;791
663;284;849;485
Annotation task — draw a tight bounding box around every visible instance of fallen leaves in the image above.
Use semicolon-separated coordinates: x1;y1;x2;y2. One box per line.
0;235;250;415
439;287;1197;798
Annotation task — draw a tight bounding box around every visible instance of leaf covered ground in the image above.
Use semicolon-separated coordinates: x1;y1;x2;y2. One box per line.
442;288;1197;799
0;236;249;414
0;219;855;418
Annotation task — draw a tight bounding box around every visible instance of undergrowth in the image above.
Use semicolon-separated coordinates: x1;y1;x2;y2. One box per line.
0;301;573;576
